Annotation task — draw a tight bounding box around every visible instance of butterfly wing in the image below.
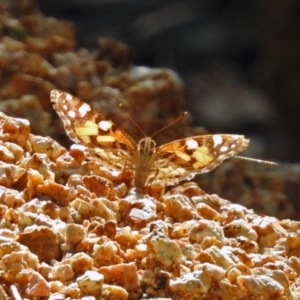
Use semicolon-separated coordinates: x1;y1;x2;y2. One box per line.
51;90;249;189
51;89;137;170
151;134;249;185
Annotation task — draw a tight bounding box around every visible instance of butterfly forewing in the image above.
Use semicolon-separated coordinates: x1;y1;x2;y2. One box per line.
51;90;137;169
150;134;249;185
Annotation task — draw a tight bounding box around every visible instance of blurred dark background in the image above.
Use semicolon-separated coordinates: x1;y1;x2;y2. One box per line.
36;0;300;162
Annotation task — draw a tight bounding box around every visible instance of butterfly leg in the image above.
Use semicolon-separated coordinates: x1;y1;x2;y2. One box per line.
143;168;166;198
143;167;158;195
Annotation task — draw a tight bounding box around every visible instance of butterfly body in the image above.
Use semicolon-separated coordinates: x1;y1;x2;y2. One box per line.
133;137;157;190
51;89;249;193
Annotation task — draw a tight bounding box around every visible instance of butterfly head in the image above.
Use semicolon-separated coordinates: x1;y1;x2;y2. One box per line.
138;137;156;156
133;137;156;170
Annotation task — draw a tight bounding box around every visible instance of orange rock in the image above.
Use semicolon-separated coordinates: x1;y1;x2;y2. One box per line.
17;226;61;263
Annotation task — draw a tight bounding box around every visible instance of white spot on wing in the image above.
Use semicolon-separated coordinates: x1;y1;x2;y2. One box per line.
220;145;228;152
213;135;223;146
78;103;91;118
65;93;73;101
99;120;113;132
186;139;198;149
68;111;76;118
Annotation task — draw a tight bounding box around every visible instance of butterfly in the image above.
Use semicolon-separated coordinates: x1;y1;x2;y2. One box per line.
51;89;249;193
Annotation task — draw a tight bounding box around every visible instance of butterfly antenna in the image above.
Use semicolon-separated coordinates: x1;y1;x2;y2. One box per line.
234;155;278;165
151;112;188;138
119;103;146;137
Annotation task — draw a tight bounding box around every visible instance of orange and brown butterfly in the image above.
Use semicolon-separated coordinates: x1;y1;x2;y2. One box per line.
51;89;249;193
